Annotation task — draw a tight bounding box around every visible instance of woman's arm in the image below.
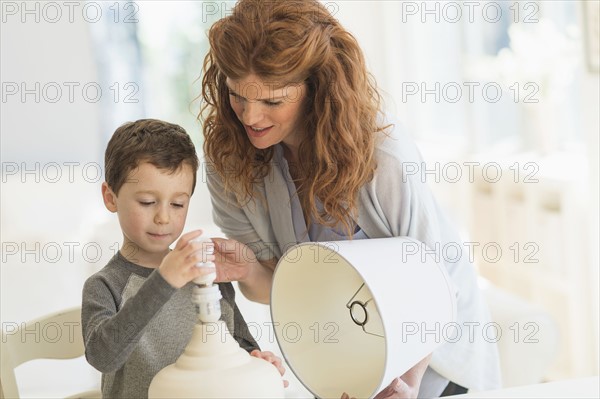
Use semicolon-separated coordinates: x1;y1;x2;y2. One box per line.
211;237;277;304
238;258;277;304
206;165;282;303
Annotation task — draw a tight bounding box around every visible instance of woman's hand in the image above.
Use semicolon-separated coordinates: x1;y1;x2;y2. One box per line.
371;377;417;399
210;237;258;283
210;237;276;303
341;378;416;399
250;349;289;388
341;354;431;399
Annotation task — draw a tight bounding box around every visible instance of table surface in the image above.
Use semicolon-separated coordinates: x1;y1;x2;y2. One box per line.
447;376;599;398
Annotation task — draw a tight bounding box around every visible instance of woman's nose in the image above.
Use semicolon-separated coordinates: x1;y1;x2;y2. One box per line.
242;101;264;126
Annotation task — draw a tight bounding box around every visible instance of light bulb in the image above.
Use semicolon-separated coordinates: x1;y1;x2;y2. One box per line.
191;236;216;286
193;285;222;323
189;236;222;323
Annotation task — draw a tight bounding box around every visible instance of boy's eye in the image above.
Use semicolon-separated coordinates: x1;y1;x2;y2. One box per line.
171;203;184;208
139;201;154;206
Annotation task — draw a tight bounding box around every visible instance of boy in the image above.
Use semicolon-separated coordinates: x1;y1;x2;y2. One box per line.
82;119;284;398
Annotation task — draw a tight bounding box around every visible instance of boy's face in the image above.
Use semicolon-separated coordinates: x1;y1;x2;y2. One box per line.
102;161;194;267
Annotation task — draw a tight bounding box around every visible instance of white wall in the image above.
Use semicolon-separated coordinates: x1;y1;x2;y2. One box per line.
1;5;120;396
582;69;599;375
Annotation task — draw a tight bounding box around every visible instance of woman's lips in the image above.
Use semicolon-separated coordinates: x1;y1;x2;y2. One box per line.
245;125;273;138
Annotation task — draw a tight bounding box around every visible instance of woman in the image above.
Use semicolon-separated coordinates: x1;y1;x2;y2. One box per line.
200;1;501;397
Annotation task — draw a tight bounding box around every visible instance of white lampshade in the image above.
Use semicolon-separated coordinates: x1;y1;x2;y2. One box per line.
271;237;457;398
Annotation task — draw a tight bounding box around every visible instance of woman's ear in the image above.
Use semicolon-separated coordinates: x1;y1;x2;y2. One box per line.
101;182;118;213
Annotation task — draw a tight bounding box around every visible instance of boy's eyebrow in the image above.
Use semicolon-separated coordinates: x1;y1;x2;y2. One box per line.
225;83;286;101
135;190;190;197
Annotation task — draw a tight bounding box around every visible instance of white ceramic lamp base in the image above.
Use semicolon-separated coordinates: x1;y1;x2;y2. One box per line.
148;320;284;398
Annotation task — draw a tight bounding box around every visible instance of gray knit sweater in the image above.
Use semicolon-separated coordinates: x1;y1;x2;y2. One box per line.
81;252;259;398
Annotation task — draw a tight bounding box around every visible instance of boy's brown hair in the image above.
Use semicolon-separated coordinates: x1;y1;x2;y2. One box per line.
104;119;199;195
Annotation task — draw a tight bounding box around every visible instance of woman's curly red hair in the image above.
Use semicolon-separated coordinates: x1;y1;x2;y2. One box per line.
200;0;388;235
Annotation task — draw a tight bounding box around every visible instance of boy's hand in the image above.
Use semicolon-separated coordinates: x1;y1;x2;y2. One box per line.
250;349;289;388
158;230;216;289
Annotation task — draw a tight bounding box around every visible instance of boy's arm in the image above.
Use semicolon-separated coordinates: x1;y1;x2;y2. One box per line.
222;283;261;353
82;231;210;373
81;270;176;373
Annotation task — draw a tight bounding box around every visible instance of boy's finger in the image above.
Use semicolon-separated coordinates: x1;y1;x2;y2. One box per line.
175;230;204;249
190;266;216;281
191;253;216;264
184;240;215;259
181;244;215;266
194;266;216;276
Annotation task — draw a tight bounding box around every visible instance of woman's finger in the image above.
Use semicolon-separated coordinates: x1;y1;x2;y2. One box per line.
211;237;240;253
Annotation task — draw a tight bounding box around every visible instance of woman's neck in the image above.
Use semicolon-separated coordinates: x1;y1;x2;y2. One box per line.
282;143;299;165
281;143;303;182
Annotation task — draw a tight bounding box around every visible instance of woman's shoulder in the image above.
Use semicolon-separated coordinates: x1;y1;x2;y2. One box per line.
374;114;425;169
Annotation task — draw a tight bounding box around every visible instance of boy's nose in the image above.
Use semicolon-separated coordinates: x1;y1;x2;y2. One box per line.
154;207;169;224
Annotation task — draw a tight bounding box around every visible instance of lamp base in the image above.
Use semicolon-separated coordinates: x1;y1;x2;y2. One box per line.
148;320;284;398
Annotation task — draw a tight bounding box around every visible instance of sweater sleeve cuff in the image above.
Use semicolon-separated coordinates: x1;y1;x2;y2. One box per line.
145;269;178;305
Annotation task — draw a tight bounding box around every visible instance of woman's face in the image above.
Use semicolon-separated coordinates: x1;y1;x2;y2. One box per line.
226;74;307;150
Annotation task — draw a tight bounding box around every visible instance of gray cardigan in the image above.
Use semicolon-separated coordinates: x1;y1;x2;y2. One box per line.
207;118;501;391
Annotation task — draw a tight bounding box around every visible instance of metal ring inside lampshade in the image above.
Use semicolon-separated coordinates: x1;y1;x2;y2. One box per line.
349;301;368;326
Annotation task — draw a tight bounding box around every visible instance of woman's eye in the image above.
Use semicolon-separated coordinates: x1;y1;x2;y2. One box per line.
229;92;243;101
171;203;184;208
265;101;282;107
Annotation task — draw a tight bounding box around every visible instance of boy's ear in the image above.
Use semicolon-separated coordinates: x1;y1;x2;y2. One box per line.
101;182;118;213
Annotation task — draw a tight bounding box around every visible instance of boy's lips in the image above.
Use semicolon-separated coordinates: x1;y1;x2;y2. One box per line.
148;232;170;239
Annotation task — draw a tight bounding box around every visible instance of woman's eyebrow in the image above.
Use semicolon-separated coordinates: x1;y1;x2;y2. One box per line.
226;84;286;101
